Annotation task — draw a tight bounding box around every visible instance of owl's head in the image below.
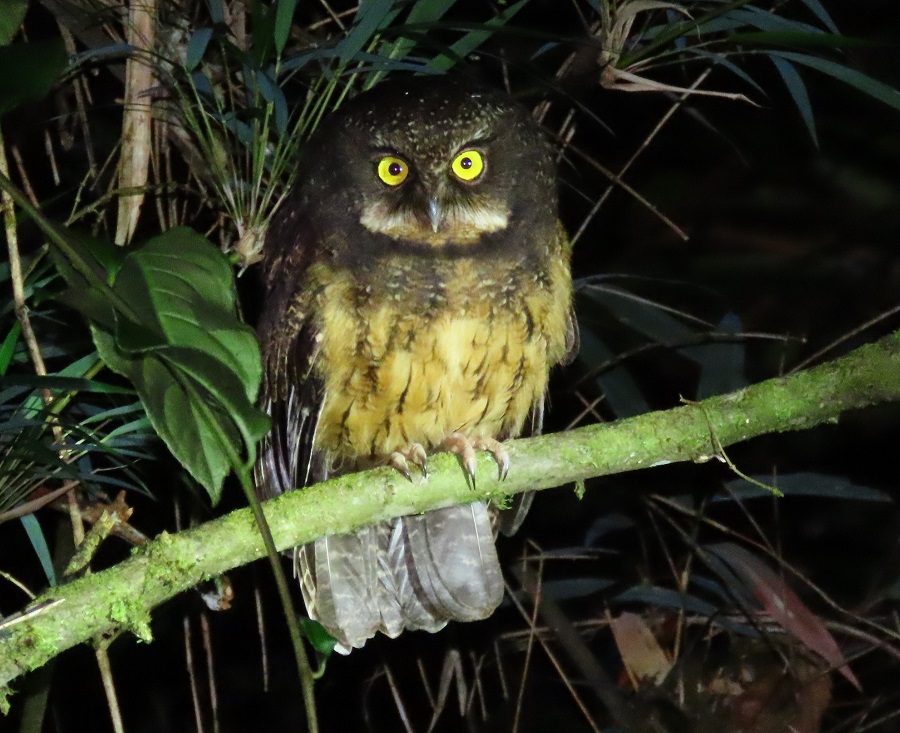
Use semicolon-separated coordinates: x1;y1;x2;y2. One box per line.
301;76;558;251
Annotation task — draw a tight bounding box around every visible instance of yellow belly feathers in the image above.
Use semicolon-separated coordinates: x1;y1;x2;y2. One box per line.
310;255;570;462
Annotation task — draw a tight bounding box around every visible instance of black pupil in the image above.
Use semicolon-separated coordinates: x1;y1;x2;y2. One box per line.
460;157;472;169
389;162;403;176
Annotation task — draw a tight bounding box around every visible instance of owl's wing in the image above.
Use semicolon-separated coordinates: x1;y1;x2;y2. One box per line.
254;203;330;500
497;306;579;536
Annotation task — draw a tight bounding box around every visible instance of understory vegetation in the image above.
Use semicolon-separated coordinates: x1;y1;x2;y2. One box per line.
1;1;900;731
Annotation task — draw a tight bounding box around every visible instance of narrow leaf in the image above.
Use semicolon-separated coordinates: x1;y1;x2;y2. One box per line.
770;55;817;146
185;27;214;71
796;0;840;34
21;514;57;587
274;0;299;55
431;0;530;71
339;0;398;67
707;543;861;690
0;321;21;375
773;50;900;113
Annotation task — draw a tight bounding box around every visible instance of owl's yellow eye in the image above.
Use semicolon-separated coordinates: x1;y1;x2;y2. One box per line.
451;150;484;182
377;156;409;186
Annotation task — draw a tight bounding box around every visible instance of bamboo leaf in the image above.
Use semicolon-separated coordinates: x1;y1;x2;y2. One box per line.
771;55;817;146
773;50;900;113
430;0;530;71
274;0;299;55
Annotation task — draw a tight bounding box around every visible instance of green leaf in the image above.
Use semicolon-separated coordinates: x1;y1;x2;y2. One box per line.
371;0;455;81
274;0;299;56
430;0;530;71
723;472;891;502
772;50;900;113
87;229;270;501
0;374;134;394
250;0;277;68
21;514;57;587
185;27;214;71
727;31;868;49
299;617;337;658
207;0;225;24
0;0;27;46
0;321;20;375
160;346;270;452
137;356;236;499
0;39;68;116
796;0;840;34
688;313;749;399
770;55;817;147
114;228;263;396
339;0;401;67
50;231;123;330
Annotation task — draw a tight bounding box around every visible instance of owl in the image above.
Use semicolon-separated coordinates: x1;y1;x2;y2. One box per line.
254;75;577;652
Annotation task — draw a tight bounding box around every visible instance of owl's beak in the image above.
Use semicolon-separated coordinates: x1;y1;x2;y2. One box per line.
427;198;443;233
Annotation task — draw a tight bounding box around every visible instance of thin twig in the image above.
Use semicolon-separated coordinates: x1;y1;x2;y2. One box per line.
200;612;219;733
1;131;50;388
565;140;689;241
504;569;604;733
95;647;125;733
790;303;900;373
572;68;713;247
184;615;205;733
0;480;80;524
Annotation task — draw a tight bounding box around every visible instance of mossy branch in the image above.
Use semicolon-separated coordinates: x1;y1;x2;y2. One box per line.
1;330;899;696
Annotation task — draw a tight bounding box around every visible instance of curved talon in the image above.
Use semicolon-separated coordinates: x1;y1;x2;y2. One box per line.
474;437;510;481
388;443;428;481
388;452;413;482
445;432;478;488
409;443;428;477
444;433;509;486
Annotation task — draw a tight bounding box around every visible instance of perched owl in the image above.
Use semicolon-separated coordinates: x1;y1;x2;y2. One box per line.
254;75;577;652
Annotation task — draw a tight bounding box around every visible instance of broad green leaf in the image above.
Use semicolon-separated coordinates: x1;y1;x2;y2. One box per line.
159;346;270;450
48;229;124;330
0;0;27;46
0;39;68;116
138;356;236;497
112;228;262;396
86;229;270;500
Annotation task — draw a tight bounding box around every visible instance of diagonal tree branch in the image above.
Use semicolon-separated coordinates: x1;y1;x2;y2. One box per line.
1;330;899;700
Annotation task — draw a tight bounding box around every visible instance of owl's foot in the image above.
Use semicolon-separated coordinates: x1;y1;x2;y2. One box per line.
444;433;510;487
387;443;428;481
